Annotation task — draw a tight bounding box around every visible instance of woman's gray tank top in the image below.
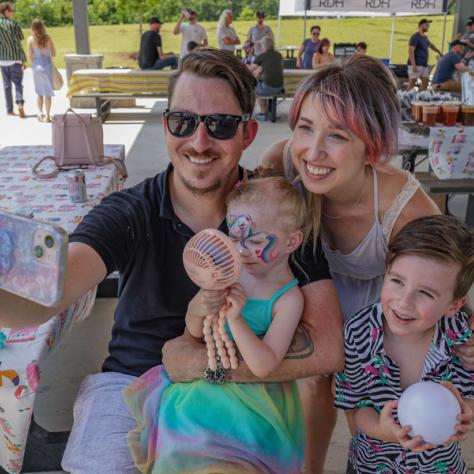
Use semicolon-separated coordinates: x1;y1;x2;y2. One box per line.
282;139;420;320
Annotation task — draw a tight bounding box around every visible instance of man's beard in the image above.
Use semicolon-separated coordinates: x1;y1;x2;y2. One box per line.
179;172;222;195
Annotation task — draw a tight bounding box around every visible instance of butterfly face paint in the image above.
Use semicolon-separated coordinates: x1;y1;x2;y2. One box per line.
227;213;280;264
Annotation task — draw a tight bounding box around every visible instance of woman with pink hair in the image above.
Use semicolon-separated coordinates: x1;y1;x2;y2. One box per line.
262;54;443;474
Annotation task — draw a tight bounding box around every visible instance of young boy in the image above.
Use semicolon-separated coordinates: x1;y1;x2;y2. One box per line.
335;215;474;473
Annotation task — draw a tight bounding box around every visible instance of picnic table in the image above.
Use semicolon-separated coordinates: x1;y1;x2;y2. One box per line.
0;144;125;473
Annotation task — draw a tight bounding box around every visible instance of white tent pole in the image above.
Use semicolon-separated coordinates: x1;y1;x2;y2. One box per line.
441;12;448;54
389;13;395;63
303;9;308;42
277;13;281;48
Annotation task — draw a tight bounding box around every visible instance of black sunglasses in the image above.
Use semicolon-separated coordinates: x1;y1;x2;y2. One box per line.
164;110;250;140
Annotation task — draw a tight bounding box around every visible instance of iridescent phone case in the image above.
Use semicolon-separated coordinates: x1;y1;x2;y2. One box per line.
0;210;68;307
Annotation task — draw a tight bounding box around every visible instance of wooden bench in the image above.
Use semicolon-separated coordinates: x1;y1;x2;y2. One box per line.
68;68;315;122
259;69;314;122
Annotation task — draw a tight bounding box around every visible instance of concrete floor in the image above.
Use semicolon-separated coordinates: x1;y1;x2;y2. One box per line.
1;69;473;473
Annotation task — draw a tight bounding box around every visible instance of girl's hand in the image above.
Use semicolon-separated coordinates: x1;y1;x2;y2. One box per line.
225;283;247;322
452;315;474;370
188;288;228;320
383;400;436;452
441;381;474;443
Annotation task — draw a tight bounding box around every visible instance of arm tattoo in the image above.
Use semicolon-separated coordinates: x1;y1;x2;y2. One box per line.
284;325;314;359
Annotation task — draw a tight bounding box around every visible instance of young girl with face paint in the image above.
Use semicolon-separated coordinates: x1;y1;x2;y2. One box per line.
124;177;308;474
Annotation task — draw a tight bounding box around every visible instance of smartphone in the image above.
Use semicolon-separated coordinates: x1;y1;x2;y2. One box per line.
0;209;68;307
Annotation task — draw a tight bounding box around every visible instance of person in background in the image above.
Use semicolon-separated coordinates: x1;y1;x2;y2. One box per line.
248;36;284;121
432;39;473;92
173;8;207;60
186;40;198;53
297;25;321;70
242;40;256;65
138;17;178;70
312;38;335;68
246;11;274;57
407;18;442;91
27;19;56;122
217;9;240;52
458;16;474;67
0;1;26;118
355;41;367;55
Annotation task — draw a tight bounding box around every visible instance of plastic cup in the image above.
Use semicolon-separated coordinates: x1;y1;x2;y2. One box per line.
436;103;444;123
442;103;460;127
422;104;439;126
462;105;474;126
411;101;425;123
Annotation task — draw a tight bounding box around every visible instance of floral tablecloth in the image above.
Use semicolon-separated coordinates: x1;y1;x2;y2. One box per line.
0;144;125;473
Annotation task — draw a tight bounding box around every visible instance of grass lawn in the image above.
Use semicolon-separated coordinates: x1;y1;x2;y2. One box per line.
25;15;454;69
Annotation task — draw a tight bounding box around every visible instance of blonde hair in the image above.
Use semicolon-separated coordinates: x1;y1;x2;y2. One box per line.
217;9;231;33
226;176;309;244
31;19;49;48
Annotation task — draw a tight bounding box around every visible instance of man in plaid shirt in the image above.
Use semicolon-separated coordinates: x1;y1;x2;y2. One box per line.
0;2;26;117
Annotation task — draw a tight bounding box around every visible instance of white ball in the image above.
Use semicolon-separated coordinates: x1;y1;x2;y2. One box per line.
398;381;460;445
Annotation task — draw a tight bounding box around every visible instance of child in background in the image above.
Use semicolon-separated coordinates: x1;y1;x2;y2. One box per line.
335;215;474;474
27;19;56;122
124;176;308;474
242;40;256;65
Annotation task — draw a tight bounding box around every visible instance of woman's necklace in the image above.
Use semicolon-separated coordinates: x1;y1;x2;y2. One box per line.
321;180;369;220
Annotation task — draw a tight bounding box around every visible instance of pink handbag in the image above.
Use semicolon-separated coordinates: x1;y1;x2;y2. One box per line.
32;108;127;179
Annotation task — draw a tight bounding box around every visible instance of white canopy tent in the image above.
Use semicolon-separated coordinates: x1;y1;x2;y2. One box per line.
277;0;449;62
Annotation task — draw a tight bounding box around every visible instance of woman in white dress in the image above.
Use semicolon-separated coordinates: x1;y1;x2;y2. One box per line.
27;19;56;122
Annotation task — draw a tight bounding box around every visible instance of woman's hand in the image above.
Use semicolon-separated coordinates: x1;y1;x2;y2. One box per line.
225;283;247;322
452;315;474;370
442;381;474;443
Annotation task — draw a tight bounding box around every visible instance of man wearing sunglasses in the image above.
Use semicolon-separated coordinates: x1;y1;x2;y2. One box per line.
297;25;321;69
0;48;343;472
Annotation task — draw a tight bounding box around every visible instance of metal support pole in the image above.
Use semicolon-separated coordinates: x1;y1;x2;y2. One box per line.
303;10;307;42
277;14;281;48
72;0;90;54
389;14;395;63
441;12;448;53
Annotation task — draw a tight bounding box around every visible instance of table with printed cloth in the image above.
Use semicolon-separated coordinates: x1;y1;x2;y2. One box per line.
0;144;126;474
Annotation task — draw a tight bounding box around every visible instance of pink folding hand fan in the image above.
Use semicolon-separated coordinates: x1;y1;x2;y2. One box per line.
183;229;241;381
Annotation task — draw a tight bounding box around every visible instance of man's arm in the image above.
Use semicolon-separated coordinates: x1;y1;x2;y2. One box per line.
173;14;185;35
429;42;443;56
0;242;107;328
408;45;417;68
162;279;344;382
455;62;473;73
157;46;175;60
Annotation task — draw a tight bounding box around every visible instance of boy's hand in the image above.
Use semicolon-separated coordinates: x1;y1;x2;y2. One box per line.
441;381;474;443
225;283;247;322
378;400;399;441
453;315;474;370
382;400;436;452
187;288;228;320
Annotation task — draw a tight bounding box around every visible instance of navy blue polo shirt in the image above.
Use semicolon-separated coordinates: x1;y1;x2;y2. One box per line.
70;165;331;377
